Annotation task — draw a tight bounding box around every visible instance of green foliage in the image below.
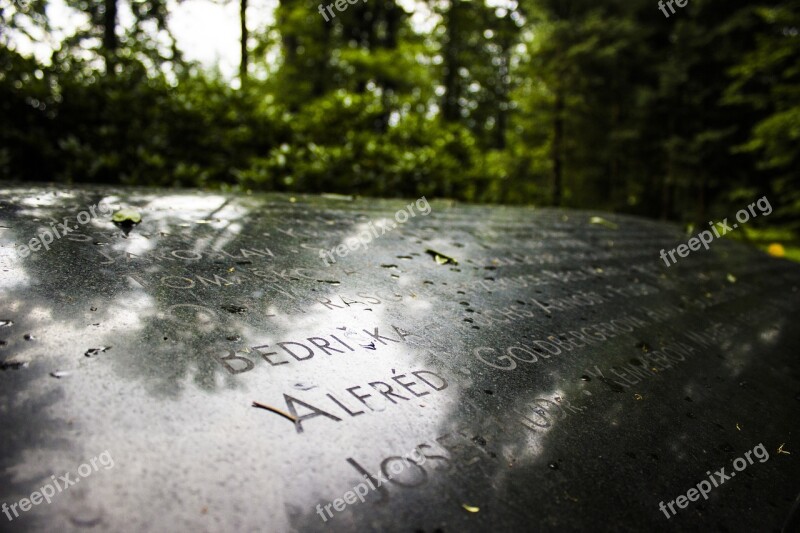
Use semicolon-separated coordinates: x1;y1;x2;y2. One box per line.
0;0;798;236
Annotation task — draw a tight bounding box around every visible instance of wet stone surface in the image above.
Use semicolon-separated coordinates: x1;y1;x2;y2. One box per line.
0;187;799;531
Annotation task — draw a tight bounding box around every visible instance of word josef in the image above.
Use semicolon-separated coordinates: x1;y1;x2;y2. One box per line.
316;445;427;521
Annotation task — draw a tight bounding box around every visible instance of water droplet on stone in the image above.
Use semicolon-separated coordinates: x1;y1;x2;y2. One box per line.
85;346;111;357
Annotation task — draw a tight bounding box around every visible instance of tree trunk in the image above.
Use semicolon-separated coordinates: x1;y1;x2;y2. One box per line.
494;37;509;150
552;84;564;206
661;116;675;220
103;0;118;73
441;0;460;123
240;0;249;86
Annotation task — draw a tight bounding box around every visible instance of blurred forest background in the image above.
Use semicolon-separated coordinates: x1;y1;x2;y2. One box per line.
1;0;798;238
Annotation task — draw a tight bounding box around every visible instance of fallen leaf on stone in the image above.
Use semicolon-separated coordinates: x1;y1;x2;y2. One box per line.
589;216;618;230
426;249;458;265
112;208;142;225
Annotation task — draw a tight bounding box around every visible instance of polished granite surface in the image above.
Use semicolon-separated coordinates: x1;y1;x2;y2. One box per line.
0;187;798;531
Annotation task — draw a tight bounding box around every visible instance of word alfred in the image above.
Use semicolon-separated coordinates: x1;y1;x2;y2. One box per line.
274;369;448;433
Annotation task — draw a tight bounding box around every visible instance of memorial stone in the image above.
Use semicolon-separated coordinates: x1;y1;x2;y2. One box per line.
0;187;798;531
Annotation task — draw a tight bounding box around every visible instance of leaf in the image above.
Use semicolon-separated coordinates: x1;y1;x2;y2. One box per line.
589;216;618;230
425;249;458;265
112;208;142;225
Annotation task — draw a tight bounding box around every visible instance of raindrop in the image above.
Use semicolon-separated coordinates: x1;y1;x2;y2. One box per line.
0;320;13;327
580;375;592;382
1;359;28;370
85;346;111;357
472;436;487;447
221;304;247;314
50;371;71;379
600;378;625;393
484;389;494;395
293;382;316;391
316;280;341;286
23;334;35;341
548;462;559;470
226;335;241;342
